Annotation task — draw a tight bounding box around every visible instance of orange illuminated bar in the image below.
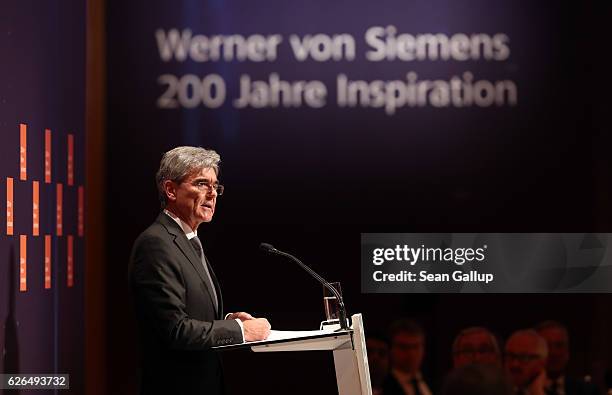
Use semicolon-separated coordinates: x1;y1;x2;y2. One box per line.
20;123;27;180
67;235;74;287
45;235;52;289
67;134;74;186
33;181;39;236
20;235;27;292
45;128;52;183
6;177;13;235
78;186;84;237
57;183;63;236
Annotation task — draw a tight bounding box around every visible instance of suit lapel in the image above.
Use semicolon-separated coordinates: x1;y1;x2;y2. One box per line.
156;213;219;315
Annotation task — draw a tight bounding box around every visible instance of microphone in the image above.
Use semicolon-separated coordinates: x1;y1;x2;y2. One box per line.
260;243;349;330
259;243;277;253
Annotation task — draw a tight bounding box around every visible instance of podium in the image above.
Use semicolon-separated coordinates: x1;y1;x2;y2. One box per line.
213;313;372;395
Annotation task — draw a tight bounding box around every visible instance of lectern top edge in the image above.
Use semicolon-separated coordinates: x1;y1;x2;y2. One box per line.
211;329;354;351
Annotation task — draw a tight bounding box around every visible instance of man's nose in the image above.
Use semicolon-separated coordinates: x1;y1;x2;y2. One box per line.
206;187;218;197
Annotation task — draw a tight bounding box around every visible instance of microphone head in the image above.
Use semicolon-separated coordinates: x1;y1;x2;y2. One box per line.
259;243;277;253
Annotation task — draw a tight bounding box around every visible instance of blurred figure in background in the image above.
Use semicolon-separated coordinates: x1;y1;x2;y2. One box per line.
505;329;548;395
452;326;502;368
536;321;600;395
385;319;433;395
441;364;513;395
367;332;391;395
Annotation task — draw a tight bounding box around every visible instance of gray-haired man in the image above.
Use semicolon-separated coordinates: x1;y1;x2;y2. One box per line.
129;146;271;395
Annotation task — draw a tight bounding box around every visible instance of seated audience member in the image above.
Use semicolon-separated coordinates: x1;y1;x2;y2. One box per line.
452;326;502;368
441;364;513;395
367;332;391;395
505;329;548;395
385;319;433;395
536;321;600;395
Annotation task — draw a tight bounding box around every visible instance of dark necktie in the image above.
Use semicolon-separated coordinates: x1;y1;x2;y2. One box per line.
189;236;219;312
411;378;422;395
546;380;559;395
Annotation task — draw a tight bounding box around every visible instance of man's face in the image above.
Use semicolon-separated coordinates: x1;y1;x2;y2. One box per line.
390;333;424;374
167;167;218;230
537;327;569;377
367;338;390;385
453;331;500;368
504;334;546;388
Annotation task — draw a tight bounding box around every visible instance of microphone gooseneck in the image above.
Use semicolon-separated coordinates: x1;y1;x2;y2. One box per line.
260;243;349;330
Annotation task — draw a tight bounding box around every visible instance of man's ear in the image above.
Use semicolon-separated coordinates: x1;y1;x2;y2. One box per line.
163;180;177;202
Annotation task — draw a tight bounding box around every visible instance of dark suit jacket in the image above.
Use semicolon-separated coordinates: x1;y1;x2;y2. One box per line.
382;373;406;395
382;372;434;395
129;212;243;395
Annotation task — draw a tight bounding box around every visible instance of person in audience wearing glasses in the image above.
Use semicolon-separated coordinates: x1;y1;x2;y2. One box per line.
452;326;502;368
385;319;433;395
129;146;271;395
536;321;600;395
505;329;549;395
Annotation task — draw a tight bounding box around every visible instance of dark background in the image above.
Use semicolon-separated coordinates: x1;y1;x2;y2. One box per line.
104;0;609;394
4;1;611;394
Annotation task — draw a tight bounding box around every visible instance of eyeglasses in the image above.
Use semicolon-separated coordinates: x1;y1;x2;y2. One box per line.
185;180;224;196
505;352;544;362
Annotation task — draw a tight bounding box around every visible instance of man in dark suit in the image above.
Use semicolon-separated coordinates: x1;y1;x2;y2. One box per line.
366;332;391;395
129;146;271;395
384;319;433;395
536;321;600;395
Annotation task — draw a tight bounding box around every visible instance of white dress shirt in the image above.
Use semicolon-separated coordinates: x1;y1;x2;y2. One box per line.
391;369;432;395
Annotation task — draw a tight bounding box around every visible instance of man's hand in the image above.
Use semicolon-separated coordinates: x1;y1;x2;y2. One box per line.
225;312;255;321
242;318;271;341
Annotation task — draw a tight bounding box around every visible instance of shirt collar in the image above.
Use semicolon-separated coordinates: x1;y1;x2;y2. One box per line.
392;368;422;383
164;209;197;240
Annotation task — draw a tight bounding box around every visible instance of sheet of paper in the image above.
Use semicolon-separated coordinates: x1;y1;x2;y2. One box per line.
245;328;335;344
